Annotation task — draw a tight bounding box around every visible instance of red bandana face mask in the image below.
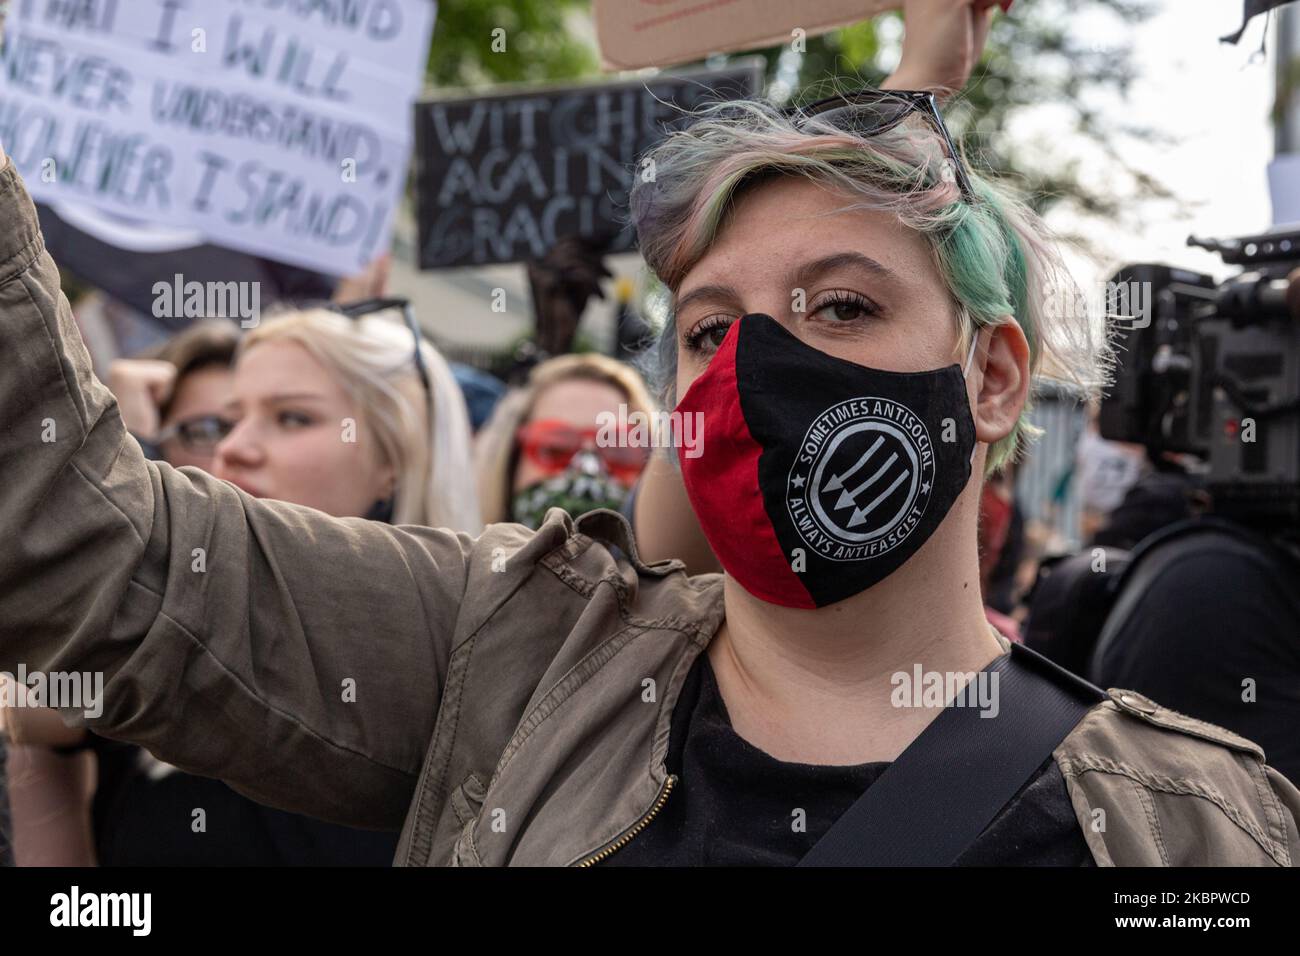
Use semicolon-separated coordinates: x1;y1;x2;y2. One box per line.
673;313;979;609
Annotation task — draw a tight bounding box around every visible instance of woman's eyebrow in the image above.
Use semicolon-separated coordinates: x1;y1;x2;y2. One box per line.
222;392;328;411
672;283;741;321
265;392;329;404
790;252;902;291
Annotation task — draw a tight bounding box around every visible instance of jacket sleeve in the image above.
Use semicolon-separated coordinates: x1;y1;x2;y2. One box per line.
1265;766;1300;865
0;158;477;830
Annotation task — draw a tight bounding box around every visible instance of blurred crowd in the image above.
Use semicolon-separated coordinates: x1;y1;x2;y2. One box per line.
4;228;1296;868
3;0;1297;871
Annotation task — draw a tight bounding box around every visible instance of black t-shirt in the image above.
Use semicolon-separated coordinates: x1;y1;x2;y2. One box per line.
604;652;1094;866
90;737;398;866
1094;524;1300;786
1090;470;1198;551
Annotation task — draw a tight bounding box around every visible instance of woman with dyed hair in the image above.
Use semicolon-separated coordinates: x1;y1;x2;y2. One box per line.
3;2;1298;867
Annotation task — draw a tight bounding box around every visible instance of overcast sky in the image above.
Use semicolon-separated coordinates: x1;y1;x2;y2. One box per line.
1044;0;1280;285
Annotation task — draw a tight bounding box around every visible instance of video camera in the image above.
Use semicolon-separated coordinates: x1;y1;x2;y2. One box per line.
1099;226;1300;531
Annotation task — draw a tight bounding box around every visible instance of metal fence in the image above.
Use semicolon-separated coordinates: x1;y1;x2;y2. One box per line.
1014;387;1087;552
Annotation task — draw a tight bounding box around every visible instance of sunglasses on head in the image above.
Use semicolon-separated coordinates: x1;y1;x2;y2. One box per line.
786;88;975;204
319;296;434;414
516;419;651;484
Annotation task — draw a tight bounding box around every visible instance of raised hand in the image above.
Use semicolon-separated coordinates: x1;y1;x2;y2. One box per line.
883;0;1008;102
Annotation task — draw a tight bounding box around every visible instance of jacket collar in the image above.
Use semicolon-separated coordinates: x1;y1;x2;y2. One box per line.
475;509;1016;865
458;510;724;866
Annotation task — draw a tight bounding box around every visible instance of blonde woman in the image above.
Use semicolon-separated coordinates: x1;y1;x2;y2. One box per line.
213;301;481;534
3;299;481;866
474;353;655;528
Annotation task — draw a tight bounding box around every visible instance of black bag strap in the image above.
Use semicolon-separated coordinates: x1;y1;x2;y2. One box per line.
797;641;1104;867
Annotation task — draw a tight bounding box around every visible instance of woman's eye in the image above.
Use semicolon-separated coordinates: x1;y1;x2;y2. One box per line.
685;318;734;353
811;295;878;323
277;411;314;428
702;324;731;349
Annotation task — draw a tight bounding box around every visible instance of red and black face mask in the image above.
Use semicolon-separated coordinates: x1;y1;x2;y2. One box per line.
673;314;978;609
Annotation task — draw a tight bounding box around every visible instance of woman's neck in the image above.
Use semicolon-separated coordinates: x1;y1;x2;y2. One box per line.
707;502;1003;765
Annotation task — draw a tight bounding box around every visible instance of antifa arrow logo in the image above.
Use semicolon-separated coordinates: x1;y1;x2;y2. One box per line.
786;398;937;560
822;435;910;529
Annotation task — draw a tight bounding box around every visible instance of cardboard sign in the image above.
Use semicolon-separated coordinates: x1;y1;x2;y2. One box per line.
0;0;435;276
414;63;762;270
594;0;898;70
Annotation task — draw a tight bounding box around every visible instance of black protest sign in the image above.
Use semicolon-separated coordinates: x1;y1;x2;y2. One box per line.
414;64;763;270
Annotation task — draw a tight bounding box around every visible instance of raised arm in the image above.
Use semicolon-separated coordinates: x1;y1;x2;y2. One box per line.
880;0;1003;102
0;157;490;830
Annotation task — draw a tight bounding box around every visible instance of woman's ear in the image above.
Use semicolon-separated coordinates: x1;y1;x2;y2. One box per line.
970;317;1030;447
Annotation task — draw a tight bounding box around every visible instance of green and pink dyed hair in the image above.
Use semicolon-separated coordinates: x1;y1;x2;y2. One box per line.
631;98;1108;473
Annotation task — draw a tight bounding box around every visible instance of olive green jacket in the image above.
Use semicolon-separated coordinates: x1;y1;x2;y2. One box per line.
1;159;1296;866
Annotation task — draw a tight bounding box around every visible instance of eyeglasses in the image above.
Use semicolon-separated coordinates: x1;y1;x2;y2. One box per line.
157;414;236;452
516;419;651;484
787;88;975;204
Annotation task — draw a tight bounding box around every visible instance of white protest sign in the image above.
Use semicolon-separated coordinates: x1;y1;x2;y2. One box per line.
0;0;436;276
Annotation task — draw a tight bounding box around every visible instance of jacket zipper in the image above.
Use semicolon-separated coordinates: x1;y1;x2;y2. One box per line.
576;774;677;866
